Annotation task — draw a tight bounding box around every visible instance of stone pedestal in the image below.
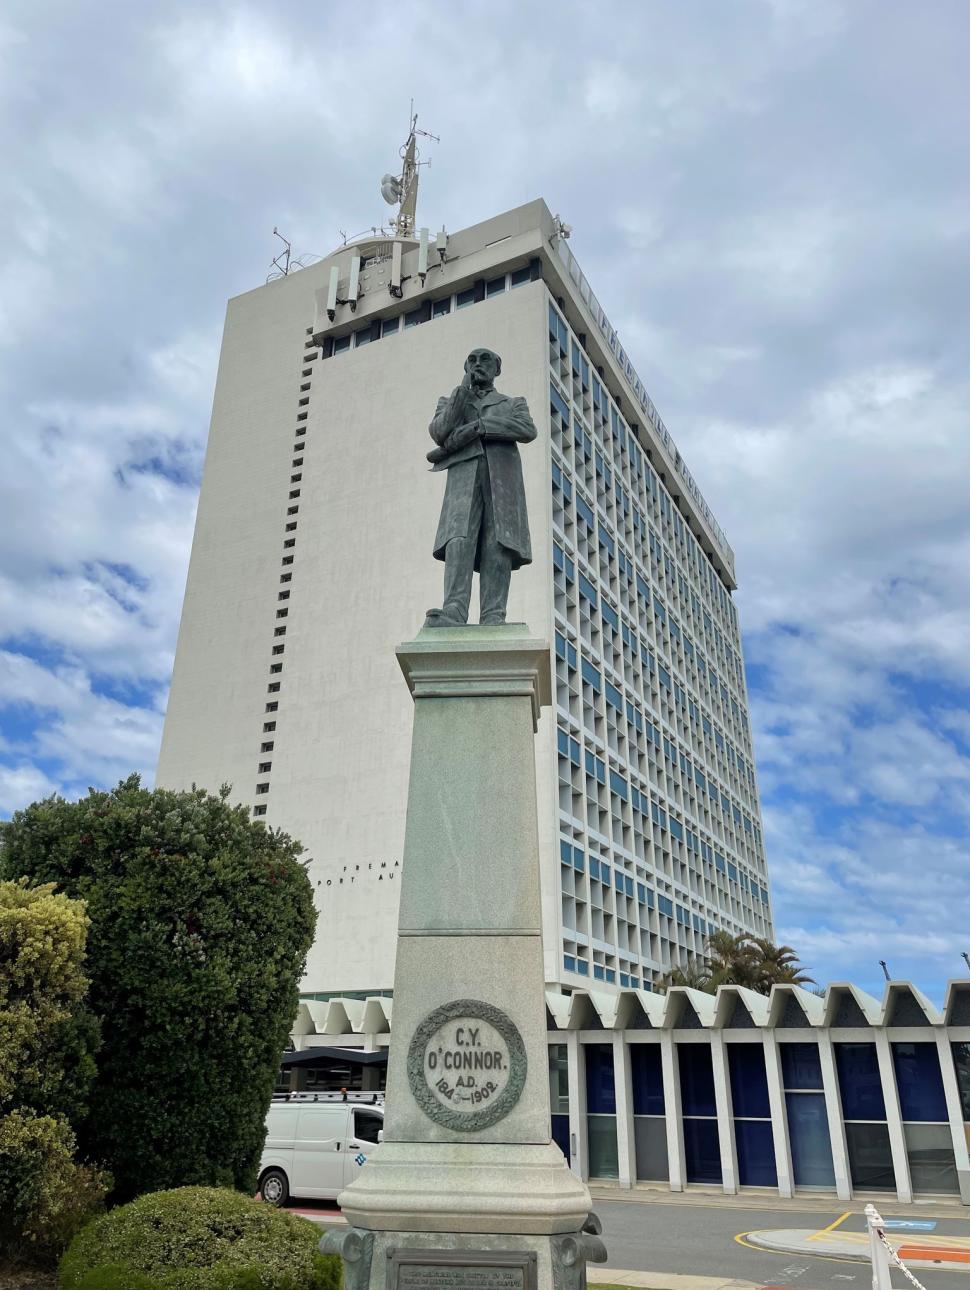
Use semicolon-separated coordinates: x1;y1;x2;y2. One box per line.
323;625;604;1290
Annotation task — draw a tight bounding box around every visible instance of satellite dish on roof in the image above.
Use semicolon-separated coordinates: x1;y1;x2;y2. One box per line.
381;173;402;205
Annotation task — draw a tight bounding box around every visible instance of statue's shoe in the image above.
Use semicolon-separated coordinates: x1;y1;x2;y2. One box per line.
479;614;507;625
423;607;466;628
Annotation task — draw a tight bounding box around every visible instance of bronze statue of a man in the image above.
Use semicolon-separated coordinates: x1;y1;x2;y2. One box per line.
424;348;537;627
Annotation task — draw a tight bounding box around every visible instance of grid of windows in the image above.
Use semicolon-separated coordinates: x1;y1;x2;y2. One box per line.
549;298;769;987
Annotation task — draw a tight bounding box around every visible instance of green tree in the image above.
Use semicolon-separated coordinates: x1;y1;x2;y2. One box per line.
0;879;99;1119
748;937;816;991
0;776;317;1202
0;879;107;1262
658;932;813;997
658;957;712;992
703;931;761;991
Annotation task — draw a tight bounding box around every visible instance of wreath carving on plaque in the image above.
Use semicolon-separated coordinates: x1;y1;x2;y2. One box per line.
406;998;527;1131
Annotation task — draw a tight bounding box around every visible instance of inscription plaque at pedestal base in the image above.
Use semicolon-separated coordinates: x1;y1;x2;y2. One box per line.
387;1249;537;1290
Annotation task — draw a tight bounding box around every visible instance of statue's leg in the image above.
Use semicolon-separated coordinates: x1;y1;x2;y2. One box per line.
439;538;475;624
478;464;512;625
439;462;485;624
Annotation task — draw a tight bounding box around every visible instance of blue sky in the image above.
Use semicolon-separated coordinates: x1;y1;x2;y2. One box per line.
2;0;968;1000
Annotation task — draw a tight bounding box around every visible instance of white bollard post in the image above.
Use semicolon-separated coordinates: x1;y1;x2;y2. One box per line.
866;1204;893;1290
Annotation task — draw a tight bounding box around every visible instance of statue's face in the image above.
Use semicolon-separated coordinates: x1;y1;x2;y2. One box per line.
466;349;501;387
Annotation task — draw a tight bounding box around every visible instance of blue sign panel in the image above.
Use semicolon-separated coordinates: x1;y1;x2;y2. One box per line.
883;1220;937;1232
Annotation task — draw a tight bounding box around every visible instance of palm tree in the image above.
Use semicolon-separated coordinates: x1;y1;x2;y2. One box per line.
748;937;815;992
653;934;814;996
703;931;761;991
657;956;713;993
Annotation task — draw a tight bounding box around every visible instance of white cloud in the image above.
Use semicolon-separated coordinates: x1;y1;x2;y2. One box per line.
0;764;59;816
1;0;969;997
0;650;163;791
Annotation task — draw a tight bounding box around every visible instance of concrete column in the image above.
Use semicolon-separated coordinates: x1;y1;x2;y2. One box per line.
818;1033;852;1200
934;1029;970;1204
661;1031;684;1191
565;1031;588;1182
710;1033;738;1194
612;1034;635;1189
763;1031;793;1198
874;1030;912;1204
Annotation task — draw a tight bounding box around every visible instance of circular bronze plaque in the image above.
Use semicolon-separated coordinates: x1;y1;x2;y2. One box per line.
407;998;527;1131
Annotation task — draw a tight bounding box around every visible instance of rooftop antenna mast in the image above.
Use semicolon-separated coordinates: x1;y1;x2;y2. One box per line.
380;101;439;238
268;228;291;280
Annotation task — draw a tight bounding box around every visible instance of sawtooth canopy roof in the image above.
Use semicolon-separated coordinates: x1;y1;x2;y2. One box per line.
290;983;967;1039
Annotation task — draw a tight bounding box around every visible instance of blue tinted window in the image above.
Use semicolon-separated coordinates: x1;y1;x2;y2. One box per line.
631;1044;664;1116
581;659;601;690
679;1045;716;1117
953;1044;970;1121
728;1044;771;1119
781;1043;823;1090
835;1044;886;1121
550;385;570;421
683;1118;721;1184
735;1120;777;1187
892;1043;948;1122
786;1092;835;1186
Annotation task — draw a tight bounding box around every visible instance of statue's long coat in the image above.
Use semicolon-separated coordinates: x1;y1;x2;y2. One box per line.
429;388;537;570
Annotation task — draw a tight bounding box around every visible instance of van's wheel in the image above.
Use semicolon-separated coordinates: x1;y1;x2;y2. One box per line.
260;1168;289;1206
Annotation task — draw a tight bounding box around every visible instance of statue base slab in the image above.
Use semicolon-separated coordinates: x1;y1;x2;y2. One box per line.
337;1140;591;1234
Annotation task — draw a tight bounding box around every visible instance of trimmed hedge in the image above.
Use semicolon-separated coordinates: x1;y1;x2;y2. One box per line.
58;1187;342;1290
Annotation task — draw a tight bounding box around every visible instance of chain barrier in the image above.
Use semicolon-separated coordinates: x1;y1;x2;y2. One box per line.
866;1204;929;1290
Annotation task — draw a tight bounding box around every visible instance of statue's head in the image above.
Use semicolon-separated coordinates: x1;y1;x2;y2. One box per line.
465;348;501;388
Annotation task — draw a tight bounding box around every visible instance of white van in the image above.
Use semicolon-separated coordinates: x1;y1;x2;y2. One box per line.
258;1092;384;1206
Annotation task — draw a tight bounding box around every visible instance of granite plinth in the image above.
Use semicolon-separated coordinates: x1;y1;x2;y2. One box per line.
331;626;598;1288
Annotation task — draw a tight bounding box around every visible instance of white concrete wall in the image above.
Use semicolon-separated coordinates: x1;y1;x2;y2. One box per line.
159;269;557;995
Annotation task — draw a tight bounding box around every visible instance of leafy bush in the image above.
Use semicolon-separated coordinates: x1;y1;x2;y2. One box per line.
0;1110;109;1265
0;879;99;1123
0;880;106;1264
58;1187;342;1290
0;777;317;1201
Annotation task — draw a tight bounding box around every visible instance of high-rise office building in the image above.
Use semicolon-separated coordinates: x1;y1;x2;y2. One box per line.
157;192;772;999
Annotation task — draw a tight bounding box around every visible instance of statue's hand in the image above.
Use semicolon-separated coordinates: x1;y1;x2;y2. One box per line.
443;421;480;453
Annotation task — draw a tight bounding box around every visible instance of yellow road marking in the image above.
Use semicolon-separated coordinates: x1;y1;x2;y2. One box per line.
733;1229;970;1275
809;1211;851;1241
734;1233;766;1252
